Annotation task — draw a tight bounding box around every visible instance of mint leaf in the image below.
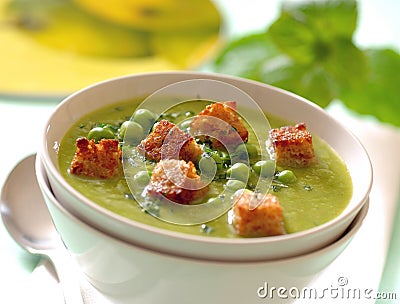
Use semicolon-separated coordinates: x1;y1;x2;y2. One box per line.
259;57;337;107
215;0;366;108
269;0;358;64
267;0;367;91
212;32;336;105
322;38;367;89
210;0;399;127
267;9;316;64
339;49;400;126
213;32;280;81
291;0;358;39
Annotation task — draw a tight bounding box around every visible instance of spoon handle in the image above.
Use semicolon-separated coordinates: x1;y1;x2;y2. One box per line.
46;248;84;304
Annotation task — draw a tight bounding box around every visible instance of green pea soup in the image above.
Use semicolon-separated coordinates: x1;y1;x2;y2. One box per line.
58;98;353;238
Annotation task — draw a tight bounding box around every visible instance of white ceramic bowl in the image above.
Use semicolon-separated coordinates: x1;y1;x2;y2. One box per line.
36;155;369;304
40;71;372;261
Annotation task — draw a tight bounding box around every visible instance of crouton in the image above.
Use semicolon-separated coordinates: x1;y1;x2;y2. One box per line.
137;120;202;163
232;190;285;237
70;138;122;179
269;123;315;167
146;159;209;205
190;101;248;150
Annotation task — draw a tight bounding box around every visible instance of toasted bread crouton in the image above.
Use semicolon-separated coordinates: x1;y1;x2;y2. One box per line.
269;123;315;168
70;138;122;179
232;190;285;237
190;101;248;150
137;120;202;163
146;159;209;205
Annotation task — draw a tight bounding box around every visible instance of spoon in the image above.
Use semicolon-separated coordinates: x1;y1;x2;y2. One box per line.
0;154;83;304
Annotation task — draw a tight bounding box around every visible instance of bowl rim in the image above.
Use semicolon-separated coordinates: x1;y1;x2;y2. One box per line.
36;154;369;264
41;71;373;247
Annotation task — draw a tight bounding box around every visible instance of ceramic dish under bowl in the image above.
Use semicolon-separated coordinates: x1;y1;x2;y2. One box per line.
40;71;372;261
36;155;369;304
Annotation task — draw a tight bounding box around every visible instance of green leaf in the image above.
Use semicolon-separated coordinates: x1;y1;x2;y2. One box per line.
269;0;358;63
210;0;399;127
291;0;358;39
212;31;336;105
212;32;280;81
212;30;339;106
268;10;316;64
339;49;400;126
324;38;368;88
214;0;366;108
259;58;337;107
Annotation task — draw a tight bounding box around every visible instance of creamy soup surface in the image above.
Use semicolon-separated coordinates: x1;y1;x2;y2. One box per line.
58;98;353;237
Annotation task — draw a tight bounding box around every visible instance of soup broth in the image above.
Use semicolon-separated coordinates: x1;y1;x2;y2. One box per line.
58;98;353;237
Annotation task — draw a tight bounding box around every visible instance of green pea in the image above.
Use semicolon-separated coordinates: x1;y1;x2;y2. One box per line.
276;170;297;184
245;143;259;159
133;109;157;132
119;121;144;145
87;127;115;142
119;121;130;138
233;143;259;160
102;125;117;133
226;162;250;183
225;179;246;192
133;170;151;187
198;155;216;178
253;160;275;177
233;144;247;157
